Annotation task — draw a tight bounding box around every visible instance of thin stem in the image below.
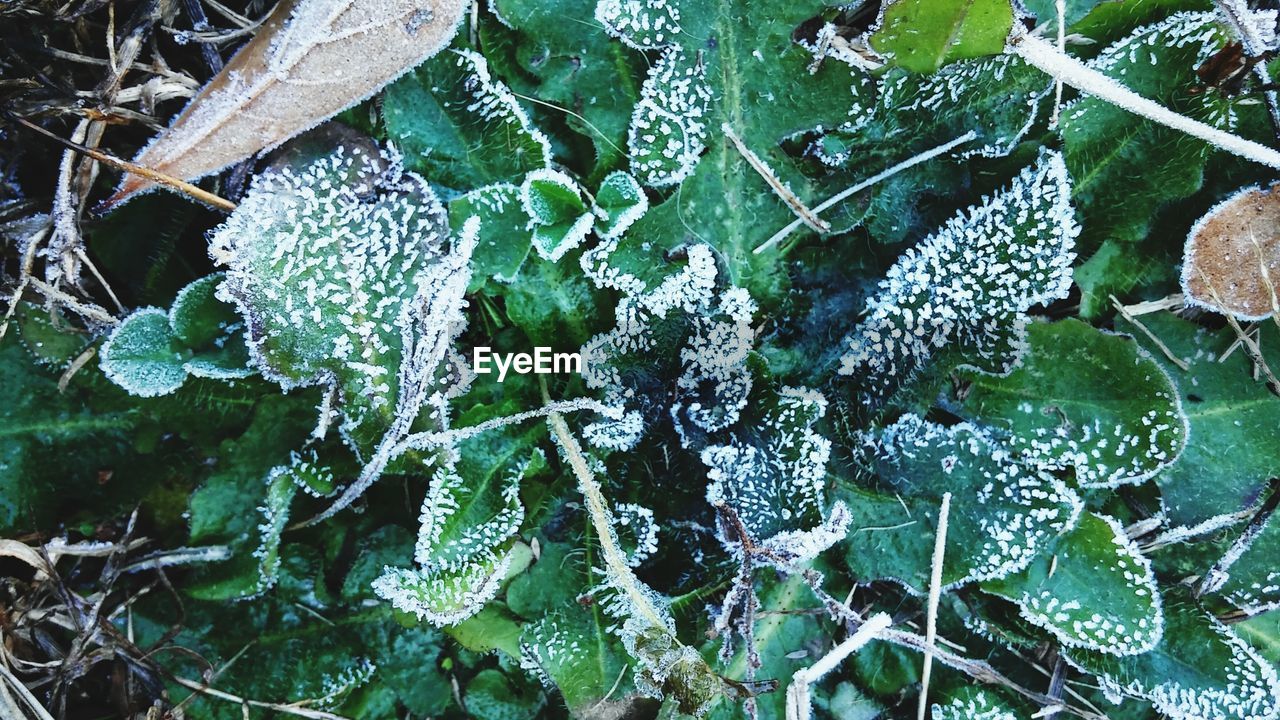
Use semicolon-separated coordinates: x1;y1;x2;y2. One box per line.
917;492;951;720
722;122;829;233
541;379;670;632
1011;33;1280;169
5;113;237;211
755;131;977;254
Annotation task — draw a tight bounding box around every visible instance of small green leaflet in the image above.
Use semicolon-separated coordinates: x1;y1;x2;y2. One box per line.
100;273;252;397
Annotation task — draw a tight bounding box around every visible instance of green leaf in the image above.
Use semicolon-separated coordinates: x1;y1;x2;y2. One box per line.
449;183;534;290
951;319;1187;488
1073;240;1171;319
1022;0;1110;29
169;273;254;380
1115;313;1280;532
382;48;551;189
521;168;595;262
372;413;544;626
100;308;187;397
984;512;1163;656
593;170;648;241
208;143;468;450
13;302;89;367
489;0;642;174
185;396;316;600
466;669;545;720
848;415;1082;593
869;0;1014;73
599;0;874;304
838;150;1078;404
808;54;1051;243
520;610;638;715
703;573;822;720
1065;590;1280;720
0;342;136;532
1061;12;1256;250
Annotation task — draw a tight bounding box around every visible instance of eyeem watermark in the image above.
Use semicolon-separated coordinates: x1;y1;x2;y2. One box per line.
472;347;582;382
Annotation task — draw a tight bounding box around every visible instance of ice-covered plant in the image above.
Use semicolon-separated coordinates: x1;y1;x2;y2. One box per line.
15;0;1280;718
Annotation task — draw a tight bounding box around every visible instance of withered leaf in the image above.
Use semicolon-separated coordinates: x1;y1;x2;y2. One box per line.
1183;182;1280;320
108;0;468;205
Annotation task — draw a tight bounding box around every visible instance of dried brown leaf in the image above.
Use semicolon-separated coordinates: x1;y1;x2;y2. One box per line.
107;0;468;206
1182;182;1280;320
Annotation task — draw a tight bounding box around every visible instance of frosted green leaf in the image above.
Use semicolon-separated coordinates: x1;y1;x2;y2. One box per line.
169;272;254;381
825;55;1050;166
1203;509;1280;617
488;0;642;173
628;46;714;188
1115;313;1280;533
597;0;872;303
519;611;635;715
1061;12;1254;249
14;303;88;367
276;448;336;498
372;426;542;626
869;0;1014;73
838;149;1079;404
208;144;460;447
593;171;648;241
99;308;187;397
520;168;594;262
703;385;849;562
1065;591;1280;720
849;415;1082;593
252;461;298;594
932;687;1020;720
953;319;1187;488
449;183;533;289
382;48;551;189
371;556;511;627
464;669;545;720
984;512;1163;656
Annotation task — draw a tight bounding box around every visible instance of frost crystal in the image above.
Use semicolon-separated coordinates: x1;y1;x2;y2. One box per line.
595;0;682;50
628;46;714;187
838;149;1078;401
